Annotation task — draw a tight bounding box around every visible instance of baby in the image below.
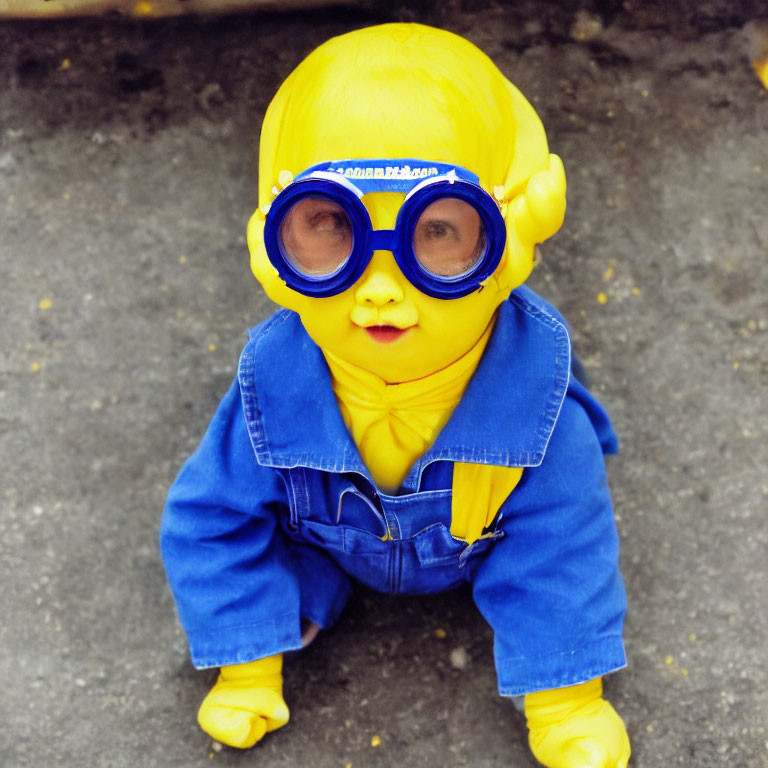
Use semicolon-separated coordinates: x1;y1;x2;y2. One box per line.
161;23;630;768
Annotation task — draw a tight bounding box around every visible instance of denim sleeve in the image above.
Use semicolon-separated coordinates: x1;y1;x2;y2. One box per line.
160;377;304;668
471;395;627;696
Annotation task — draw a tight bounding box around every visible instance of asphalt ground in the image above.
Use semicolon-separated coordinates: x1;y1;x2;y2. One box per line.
1;3;767;766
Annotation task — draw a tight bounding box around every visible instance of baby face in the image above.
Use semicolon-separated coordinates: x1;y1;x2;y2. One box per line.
273;189;508;382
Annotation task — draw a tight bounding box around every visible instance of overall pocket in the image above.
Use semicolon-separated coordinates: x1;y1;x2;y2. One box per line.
296;518;394;592
298;518;388;556
412;522;467;567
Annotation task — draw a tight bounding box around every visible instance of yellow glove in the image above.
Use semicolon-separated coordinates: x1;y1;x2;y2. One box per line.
525;677;630;768
197;654;289;748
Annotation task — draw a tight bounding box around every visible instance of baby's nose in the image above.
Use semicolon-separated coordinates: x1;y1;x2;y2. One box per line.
354;260;405;307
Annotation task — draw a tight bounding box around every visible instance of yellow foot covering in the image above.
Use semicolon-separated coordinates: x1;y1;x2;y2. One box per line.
525;678;631;768
197;655;290;749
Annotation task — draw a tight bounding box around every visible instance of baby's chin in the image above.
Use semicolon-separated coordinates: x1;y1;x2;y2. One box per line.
330;338;474;384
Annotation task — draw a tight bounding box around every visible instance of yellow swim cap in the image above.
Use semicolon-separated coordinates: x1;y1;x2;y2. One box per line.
259;23;553;206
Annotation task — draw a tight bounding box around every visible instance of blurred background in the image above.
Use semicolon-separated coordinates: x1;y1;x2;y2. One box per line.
1;2;767;766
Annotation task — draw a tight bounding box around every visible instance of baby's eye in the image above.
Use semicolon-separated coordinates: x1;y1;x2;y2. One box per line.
308;210;350;233
422;219;459;240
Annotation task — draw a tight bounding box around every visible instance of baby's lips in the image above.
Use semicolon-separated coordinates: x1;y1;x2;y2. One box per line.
364;325;415;343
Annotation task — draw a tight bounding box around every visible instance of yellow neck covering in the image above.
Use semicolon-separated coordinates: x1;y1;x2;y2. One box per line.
325;321;522;543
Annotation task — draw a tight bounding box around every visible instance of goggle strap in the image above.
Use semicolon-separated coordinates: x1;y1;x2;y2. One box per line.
294;159;480;196
305;170;364;199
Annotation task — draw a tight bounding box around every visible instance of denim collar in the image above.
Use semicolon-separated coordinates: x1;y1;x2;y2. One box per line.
239;286;571;491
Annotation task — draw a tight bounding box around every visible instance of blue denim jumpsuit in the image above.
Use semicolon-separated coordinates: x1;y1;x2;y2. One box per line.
161;286;627;696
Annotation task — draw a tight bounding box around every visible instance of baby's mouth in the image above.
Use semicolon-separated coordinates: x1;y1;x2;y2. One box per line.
364;325;414;343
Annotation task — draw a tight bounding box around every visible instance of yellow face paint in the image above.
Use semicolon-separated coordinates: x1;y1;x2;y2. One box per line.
264;191;507;382
248;23;567;381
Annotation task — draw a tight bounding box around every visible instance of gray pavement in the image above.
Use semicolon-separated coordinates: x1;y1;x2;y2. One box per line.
1;3;767;766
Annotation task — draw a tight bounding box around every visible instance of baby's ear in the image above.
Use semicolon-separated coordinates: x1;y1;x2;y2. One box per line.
494;154;566;294
247;209;302;311
508;153;566;248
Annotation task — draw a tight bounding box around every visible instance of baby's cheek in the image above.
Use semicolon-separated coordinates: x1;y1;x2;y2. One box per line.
296;298;356;346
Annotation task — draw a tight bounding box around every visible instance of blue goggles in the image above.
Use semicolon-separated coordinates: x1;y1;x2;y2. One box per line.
262;159;507;299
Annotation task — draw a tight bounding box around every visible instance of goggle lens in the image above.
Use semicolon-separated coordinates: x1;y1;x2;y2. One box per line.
278;195;354;277
412;197;487;277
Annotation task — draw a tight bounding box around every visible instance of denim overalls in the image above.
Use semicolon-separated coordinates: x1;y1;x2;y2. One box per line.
281;465;501;595
161;287;627;696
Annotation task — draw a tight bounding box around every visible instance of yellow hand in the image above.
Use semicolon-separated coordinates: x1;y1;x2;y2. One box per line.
525;678;630;768
197;654;290;749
